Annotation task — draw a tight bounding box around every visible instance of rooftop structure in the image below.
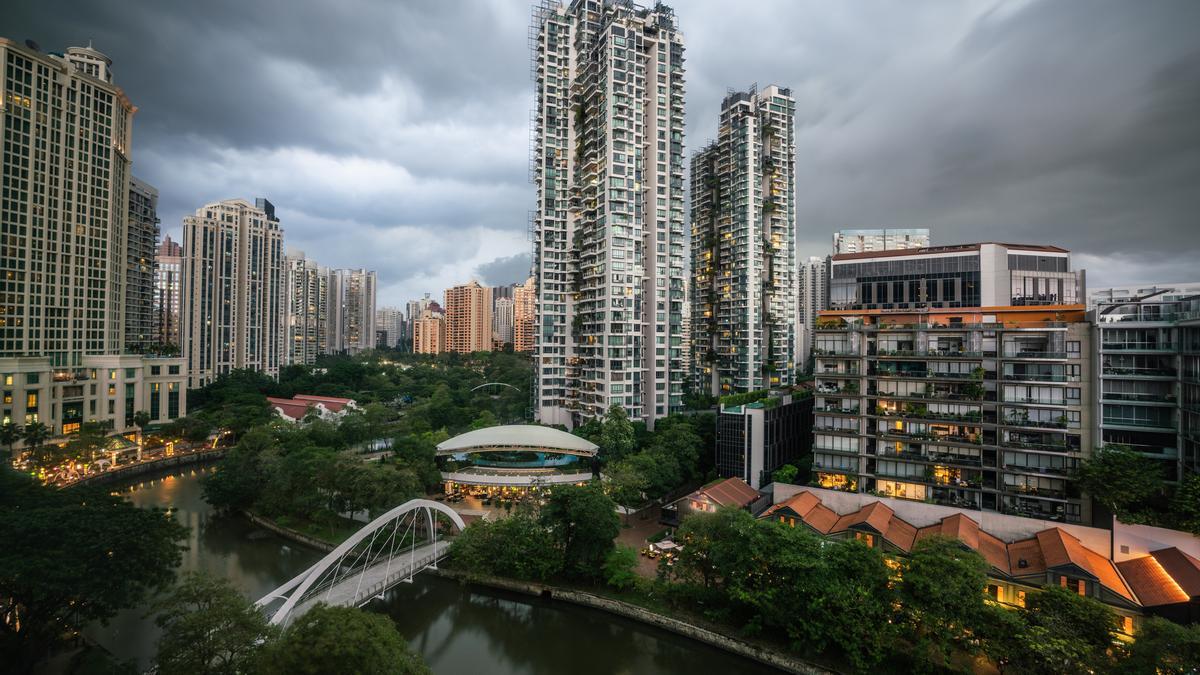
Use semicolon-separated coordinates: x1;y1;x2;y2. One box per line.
765;489;1200;631
436;424;598;493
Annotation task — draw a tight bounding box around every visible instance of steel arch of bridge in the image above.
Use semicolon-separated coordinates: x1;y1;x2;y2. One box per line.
256;499;466;626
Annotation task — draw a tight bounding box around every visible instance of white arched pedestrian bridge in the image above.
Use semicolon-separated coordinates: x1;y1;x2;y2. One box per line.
256;499;466;626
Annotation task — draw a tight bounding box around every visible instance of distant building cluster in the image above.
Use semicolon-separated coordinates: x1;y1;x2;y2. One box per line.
397;276;536;356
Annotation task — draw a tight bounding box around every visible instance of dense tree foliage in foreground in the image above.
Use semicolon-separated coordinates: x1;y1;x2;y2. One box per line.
1074;443;1200;535
0;468;187;670
154;573;428;675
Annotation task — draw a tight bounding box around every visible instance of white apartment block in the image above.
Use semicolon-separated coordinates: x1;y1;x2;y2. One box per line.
376;306;404;349
691;85;797;395
181;198;284;388
531;0;687;428
328;268;376;354
797;256;829;366
154;236;184;348
833;228;930;255
282;250;329;366
493;297;515;346
0;40;187;448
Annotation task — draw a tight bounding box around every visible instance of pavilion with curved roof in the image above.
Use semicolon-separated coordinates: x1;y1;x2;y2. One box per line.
436;424;599;495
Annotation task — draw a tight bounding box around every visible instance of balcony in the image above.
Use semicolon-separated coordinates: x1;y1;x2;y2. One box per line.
1101;417;1176;431
1100;392;1176;404
1002;373;1068;383
1003;351;1067;360
1101;367;1178;378
1001;463;1071;477
1100;342;1177;352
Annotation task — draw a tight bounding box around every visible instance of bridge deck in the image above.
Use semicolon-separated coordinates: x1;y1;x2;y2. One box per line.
289;540;447;621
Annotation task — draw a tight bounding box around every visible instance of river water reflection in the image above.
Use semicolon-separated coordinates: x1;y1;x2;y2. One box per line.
89;466;778;674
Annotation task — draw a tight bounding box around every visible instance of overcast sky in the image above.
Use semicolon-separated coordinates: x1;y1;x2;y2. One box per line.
9;0;1199;306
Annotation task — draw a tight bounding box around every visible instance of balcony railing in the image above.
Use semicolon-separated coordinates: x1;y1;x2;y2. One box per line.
1001;464;1071;476
1101;367;1178;378
1100;342;1177;352
1100;392;1175;403
1003;374;1067;382
1101;417;1176;429
1003;351;1067;359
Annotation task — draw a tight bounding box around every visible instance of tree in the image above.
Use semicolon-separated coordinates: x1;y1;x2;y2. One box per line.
202;428;275;511
603;458;650;509
132;410;152;460
0;468;187;669
256;604;430;675
21;421;50;464
771;464;799;485
1073;444;1163;520
449;509;562;581
1120;616;1200;675
1169;472;1200;535
599;404;636;462
806;540;897;671
540;483;620;580
897;535;989;668
1017;585;1117;673
153;572;275;675
0;422;23;460
603;545;640;591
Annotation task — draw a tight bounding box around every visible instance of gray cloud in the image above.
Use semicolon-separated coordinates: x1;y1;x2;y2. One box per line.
476;253;533;288
8;0;1199;305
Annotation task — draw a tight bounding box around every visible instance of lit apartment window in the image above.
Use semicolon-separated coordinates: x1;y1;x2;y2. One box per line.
2;392;10;405
3;375;11;386
26;393;38;408
109;369;117;380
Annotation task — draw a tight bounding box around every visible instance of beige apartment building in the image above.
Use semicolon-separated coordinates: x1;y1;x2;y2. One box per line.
513;277;535;353
181;198;284;388
413;307;446;355
445;281;492;353
329;268;377;354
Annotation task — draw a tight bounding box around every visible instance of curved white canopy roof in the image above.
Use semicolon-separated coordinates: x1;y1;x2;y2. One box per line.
436;424;598;457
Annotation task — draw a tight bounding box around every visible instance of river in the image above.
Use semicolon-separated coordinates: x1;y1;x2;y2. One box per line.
87;466;779;674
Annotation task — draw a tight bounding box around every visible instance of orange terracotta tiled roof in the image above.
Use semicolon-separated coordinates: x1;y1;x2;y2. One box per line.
1036;529;1136;602
292;394;355;412
267;397;312;420
1151;547;1200;598
696;477;759;509
761;490;1168;606
1117;556;1190;607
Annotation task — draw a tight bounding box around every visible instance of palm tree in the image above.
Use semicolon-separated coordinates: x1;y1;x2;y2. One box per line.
1;422;23;460
22;421;50;466
132;410;152;461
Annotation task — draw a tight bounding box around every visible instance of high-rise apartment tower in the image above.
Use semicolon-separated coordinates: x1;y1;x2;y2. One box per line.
530;0;687;428
691;85;797;395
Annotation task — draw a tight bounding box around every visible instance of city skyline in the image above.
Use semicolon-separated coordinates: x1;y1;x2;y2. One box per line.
8;0;1198;306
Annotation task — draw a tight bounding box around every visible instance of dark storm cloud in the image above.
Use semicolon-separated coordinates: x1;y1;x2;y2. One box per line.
8;0;1199;303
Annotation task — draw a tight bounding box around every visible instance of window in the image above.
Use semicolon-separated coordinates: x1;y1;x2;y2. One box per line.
1066;341;1081;355
150;366;160;375
26;372;39;384
26;393;38;408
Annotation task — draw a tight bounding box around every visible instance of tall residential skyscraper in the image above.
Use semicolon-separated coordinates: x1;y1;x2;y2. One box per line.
531;1;687;428
0;40;187;444
182;198;284;388
513;276;536;354
281;250;329;365
493;297;515;347
126;177;160;352
796;256;829;366
154;235;184;348
0;41;132;366
445;280;493;353
833;228;930;255
376;306;405;349
328;268;377;354
690;85;797;396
